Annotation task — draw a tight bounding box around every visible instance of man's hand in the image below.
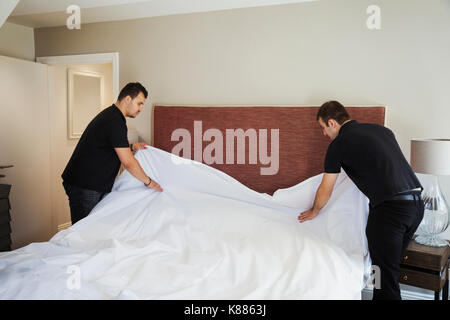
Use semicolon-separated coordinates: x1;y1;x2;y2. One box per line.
115;147;161;191
298;208;319;223
132;142;149;153
146;178;163;192
297;173;339;224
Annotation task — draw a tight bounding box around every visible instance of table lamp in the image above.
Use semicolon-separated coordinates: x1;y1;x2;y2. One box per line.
410;139;450;247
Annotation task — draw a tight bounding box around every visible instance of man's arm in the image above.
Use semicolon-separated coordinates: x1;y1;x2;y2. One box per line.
115;147;163;192
298;173;339;223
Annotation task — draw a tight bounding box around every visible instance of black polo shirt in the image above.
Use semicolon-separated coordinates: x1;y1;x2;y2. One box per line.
62;105;130;193
324;120;422;206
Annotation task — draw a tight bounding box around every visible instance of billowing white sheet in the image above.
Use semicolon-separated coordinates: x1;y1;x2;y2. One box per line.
0;146;370;299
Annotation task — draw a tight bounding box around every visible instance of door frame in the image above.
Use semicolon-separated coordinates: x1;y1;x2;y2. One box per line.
36;52;119;234
36;52;119;99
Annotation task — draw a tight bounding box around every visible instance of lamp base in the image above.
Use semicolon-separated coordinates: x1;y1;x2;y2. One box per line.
415;234;449;247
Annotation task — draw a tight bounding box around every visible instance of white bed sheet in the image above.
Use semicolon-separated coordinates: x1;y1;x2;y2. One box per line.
0;146;370;299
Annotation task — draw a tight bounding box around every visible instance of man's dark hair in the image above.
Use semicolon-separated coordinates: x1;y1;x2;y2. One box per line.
316;100;350;126
117;82;148;101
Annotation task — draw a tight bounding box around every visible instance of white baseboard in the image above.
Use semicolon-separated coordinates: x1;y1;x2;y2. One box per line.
57;222;72;231
362;287;434;300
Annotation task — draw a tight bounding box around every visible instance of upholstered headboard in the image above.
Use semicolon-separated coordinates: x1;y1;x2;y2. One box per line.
153;106;385;195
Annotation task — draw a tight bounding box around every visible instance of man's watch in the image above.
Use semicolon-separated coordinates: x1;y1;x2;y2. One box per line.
144;176;152;186
130;144;134;152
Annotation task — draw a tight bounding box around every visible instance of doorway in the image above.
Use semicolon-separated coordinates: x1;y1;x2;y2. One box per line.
37;52;119;234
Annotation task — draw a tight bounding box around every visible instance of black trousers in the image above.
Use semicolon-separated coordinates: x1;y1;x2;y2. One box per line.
63;182;107;225
366;198;424;300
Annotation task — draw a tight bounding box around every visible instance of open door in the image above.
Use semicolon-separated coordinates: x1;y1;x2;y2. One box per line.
0;53;118;249
0;55;52;249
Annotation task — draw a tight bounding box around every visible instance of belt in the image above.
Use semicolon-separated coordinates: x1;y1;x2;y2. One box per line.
388;191;422;201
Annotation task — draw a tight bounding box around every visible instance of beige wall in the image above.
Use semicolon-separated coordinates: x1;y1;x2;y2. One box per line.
34;0;450;235
47;63;113;230
0;22;35;61
33;0;450;148
34;0;450;205
0;55;51;249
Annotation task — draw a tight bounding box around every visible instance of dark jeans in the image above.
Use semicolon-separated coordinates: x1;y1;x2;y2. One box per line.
366;197;424;300
63;182;107;225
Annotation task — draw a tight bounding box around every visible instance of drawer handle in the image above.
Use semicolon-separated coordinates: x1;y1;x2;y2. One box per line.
403;255;408;261
403;275;408;281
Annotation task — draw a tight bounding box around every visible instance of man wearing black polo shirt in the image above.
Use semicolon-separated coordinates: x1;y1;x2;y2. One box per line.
62;82;163;225
298;101;424;300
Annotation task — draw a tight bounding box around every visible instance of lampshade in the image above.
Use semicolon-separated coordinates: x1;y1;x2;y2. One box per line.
410;139;450;175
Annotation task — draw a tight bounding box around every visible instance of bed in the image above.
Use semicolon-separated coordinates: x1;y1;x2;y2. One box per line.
0;105;385;299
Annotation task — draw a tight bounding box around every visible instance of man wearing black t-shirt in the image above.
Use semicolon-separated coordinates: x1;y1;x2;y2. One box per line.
298;101;424;300
62;82;163;225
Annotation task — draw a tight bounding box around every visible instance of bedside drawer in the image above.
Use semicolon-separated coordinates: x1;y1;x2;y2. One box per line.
399;266;447;291
0;198;10;212
0;184;11;199
0;244;11;252
401;251;446;271
0;233;11;249
0;222;11;236
401;238;450;272
0;210;10;224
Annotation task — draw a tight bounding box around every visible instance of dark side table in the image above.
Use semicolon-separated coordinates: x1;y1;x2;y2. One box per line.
399;236;449;300
0;184;12;251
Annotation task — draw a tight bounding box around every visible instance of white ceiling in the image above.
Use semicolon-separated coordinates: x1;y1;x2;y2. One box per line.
1;0;19;28
7;0;317;28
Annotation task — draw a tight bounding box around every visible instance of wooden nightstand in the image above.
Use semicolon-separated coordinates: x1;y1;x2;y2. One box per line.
0;184;12;252
399;236;449;300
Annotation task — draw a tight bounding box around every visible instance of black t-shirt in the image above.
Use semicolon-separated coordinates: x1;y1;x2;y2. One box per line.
62;105;130;193
324;120;422;206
